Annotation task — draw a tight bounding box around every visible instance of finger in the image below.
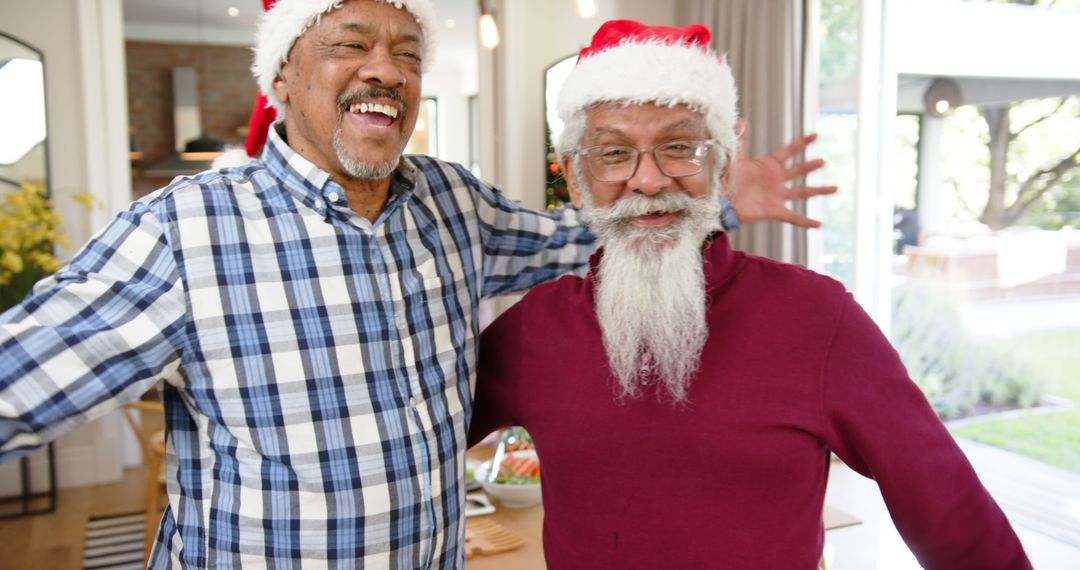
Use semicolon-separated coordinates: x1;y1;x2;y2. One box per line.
771;133;817;163
787;185;839;199
736;119;749;160
779;210;823;229
736;118;749;139
784;158;826;180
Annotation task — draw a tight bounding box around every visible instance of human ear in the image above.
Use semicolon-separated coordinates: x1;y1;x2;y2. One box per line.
564;157;585;209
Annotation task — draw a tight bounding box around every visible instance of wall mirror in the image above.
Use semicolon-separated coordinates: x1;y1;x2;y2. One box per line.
543;54;577;210
0;31;49;195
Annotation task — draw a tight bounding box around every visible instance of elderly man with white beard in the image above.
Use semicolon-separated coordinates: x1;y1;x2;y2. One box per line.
468;19;1031;570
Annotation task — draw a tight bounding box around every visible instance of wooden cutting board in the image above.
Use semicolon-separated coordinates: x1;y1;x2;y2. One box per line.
464;517;525;558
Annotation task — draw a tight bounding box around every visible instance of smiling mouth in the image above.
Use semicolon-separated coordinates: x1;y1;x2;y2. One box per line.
345;101;401;128
628;210;680;228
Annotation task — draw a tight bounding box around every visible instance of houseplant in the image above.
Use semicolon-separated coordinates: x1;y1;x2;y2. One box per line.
0;181;69;311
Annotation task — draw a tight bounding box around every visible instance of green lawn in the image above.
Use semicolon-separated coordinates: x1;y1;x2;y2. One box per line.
949;328;1080;473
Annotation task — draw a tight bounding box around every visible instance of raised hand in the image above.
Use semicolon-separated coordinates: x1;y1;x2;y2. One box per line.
728;121;838;228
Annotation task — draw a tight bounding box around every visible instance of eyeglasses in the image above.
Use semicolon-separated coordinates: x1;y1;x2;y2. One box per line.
576;139;718;183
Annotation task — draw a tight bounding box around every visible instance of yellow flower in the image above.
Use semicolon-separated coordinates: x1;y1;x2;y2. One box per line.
71;192;97;208
1;250;24;274
0;181;81;309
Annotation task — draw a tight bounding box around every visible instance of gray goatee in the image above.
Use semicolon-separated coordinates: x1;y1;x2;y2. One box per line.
334;87;409;180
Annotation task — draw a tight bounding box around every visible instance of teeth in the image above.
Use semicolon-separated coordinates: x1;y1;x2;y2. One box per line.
374;104;398;118
347;102;399;119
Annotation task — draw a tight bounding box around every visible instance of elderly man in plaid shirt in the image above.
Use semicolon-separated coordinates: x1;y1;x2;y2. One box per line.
0;0;832;567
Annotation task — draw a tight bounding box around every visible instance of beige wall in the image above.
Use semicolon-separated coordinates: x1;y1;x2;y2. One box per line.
423;62;475;168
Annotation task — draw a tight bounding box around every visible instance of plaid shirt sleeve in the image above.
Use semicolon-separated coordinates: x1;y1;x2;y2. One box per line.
0;201;187;461
471;178;597;298
719;195;741;231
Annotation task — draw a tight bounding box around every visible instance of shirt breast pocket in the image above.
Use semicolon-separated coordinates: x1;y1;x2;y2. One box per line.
410;258;449;326
421;276;451;337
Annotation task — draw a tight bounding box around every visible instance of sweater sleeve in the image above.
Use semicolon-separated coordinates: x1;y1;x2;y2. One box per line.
467;297;527;448
820;293;1030;570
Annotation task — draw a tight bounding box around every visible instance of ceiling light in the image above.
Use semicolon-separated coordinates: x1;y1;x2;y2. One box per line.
445;19;456;29
576;0;598;19
479;14;499;50
227;7;240;17
923;78;961;118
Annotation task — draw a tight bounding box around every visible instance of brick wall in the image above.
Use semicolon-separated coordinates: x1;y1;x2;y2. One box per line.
126;41;255;196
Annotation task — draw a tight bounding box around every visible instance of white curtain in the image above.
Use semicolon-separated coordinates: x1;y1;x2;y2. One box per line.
679;0;808;263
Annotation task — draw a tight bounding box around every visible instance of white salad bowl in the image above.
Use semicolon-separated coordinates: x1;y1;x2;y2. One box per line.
474;450;542;509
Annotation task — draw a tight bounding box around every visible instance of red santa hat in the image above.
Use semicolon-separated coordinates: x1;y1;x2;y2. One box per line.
217;0;436;167
557;20;738;163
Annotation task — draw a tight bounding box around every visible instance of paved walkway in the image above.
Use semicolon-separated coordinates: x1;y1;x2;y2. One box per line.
957;439;1080;548
824;440;1080;569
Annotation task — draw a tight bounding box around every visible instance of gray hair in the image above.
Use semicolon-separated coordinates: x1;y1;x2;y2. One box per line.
557;113;588;160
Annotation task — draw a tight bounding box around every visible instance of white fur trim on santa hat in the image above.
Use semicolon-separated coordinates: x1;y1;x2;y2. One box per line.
253;0;437;115
557;40;738;163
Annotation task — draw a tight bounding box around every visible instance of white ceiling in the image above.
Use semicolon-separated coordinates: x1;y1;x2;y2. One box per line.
122;0;262;32
121;0;478;54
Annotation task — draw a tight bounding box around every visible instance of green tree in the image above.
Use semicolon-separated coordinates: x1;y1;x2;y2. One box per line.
819;0;1080;230
819;0;858;83
978;98;1080;230
971;0;1080;230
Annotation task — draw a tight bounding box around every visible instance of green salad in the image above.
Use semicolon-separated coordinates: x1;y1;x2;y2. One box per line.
493;452;540;485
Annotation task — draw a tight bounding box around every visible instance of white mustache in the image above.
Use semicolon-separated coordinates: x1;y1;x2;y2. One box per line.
585;192;699;225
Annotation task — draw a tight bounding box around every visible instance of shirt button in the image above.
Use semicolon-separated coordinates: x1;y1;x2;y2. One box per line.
327;191;340;203
314;199;324;209
409;397;418;408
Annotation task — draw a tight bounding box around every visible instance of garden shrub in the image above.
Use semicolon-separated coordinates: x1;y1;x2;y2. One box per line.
890;281;1043;420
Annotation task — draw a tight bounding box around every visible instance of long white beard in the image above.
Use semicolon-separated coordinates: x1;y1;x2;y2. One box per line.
582;190;721;403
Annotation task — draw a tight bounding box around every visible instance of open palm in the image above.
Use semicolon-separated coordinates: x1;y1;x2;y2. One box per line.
730;124;837;228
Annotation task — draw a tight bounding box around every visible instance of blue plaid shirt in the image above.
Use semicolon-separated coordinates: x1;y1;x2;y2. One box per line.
0;126;740;568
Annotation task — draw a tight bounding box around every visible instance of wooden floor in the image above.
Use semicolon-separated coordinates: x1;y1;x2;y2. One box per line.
0;467;145;570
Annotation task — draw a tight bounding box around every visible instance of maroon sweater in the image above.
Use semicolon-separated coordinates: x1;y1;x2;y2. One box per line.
468;234;1030;569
